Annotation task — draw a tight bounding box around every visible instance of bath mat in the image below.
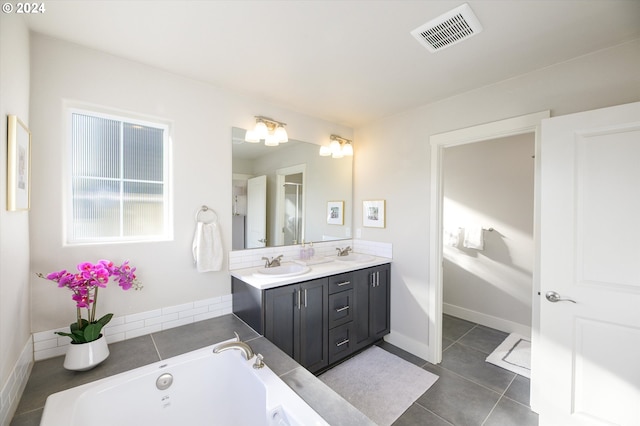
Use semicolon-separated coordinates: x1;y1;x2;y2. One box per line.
318;346;438;426
486;333;531;378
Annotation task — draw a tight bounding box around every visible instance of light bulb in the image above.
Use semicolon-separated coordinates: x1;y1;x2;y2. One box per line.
254;121;268;140
275;125;288;143
319;145;331;156
342;142;353;156
244;129;260;143
265;133;279;146
330;139;341;154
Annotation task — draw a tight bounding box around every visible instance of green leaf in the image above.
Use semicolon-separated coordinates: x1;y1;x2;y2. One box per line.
83;323;103;342
96;313;113;327
55;331;83;344
70;319;88;333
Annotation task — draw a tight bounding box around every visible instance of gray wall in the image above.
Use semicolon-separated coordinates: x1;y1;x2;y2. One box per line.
27;34;352;334
0;14;31;399
354;39;640;359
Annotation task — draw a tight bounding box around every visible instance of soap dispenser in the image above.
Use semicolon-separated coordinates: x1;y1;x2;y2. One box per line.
300;242;307;260
308;242;315;259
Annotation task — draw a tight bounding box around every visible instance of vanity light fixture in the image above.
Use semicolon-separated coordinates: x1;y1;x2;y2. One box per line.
245;116;288;146
320;135;353;158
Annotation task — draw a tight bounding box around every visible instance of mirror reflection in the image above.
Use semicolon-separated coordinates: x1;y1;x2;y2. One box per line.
232;127;352;250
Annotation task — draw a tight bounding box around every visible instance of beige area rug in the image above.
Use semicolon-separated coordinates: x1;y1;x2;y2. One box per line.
486;333;531;378
318;346;439;425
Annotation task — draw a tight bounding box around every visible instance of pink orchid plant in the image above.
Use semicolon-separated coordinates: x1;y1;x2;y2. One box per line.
38;260;142;344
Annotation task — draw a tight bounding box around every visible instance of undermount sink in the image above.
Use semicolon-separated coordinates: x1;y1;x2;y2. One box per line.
254;264;311;278
334;253;374;263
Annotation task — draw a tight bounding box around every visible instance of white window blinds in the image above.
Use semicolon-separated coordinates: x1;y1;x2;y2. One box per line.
69;110;170;243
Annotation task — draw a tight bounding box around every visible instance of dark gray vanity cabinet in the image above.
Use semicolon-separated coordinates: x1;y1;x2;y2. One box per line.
231;262;390;373
264;279;329;373
354;264;391;351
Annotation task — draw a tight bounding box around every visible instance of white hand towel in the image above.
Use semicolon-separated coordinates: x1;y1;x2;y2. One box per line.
463;225;484;250
444;227;461;247
192;221;223;272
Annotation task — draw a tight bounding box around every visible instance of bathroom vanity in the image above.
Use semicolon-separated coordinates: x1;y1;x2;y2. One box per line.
231;259;390;374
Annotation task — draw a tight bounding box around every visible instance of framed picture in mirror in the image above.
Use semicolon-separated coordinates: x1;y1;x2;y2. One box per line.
7;115;31;211
363;199;385;228
327;201;344;225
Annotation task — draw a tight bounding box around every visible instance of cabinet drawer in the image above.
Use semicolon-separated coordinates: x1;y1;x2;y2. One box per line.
328;322;354;364
328;289;354;328
328;273;353;294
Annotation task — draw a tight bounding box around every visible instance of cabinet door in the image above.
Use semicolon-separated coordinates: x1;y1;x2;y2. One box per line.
369;264;390;340
299;279;329;373
353;264;391;349
353;268;371;350
264;284;299;359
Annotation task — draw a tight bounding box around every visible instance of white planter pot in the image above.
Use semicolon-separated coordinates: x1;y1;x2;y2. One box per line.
63;334;110;371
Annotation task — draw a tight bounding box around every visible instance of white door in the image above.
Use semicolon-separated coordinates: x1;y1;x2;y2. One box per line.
536;102;640;425
246;175;267;248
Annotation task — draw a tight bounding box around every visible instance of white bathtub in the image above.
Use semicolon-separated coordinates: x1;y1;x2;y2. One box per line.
40;339;329;426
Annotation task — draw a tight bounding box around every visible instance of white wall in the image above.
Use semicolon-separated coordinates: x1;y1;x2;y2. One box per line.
443;134;534;332
28;34;352;333
0;13;32;423
353;40;640;360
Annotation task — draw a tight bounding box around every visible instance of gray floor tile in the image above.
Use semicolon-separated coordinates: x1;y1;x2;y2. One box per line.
417;367;501;426
392;404;453;426
152;314;258;358
483;397;539;426
9;408;41;426
504;374;531;407
458;325;509;355
442;337;455;351
442;314;475;341
441;342;515;393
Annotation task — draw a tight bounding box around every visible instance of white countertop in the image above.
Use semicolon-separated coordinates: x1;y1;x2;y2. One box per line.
230;255;391;290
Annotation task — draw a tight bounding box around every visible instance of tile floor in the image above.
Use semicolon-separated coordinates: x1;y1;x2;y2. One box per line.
384;315;539;426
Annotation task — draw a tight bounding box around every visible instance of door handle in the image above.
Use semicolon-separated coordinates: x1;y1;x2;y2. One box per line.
545;291;576;304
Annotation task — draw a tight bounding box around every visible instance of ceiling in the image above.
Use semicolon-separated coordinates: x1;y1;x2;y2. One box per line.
24;1;640;128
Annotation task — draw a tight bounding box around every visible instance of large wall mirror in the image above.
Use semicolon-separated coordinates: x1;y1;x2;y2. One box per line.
232;127;352;250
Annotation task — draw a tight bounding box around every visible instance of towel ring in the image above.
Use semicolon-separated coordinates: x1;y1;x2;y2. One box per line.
196;205;217;224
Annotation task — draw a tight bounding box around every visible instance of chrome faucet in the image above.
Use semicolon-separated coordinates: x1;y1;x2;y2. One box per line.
336;246;352;256
213;332;255;360
261;255;283;268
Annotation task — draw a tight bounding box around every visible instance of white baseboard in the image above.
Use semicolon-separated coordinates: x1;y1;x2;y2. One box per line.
443;303;531;338
0;338;33;426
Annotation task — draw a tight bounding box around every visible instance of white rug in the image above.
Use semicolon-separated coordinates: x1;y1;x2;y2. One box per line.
319;346;439;425
486;333;531;378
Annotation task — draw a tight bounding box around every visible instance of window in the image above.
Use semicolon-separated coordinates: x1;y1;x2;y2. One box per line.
68;109;171;244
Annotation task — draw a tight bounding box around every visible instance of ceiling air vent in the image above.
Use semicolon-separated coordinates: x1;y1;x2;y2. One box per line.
411;3;483;53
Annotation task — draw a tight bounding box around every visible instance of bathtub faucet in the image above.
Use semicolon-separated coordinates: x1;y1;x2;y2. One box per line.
213;332;255;360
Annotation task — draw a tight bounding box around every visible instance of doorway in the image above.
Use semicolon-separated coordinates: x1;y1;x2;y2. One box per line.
428;111;549;366
274;164;306;246
442;134;535;337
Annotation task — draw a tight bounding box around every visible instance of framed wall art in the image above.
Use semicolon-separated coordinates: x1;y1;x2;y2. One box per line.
327;200;344;225
7;115;31;211
363;199;385;228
